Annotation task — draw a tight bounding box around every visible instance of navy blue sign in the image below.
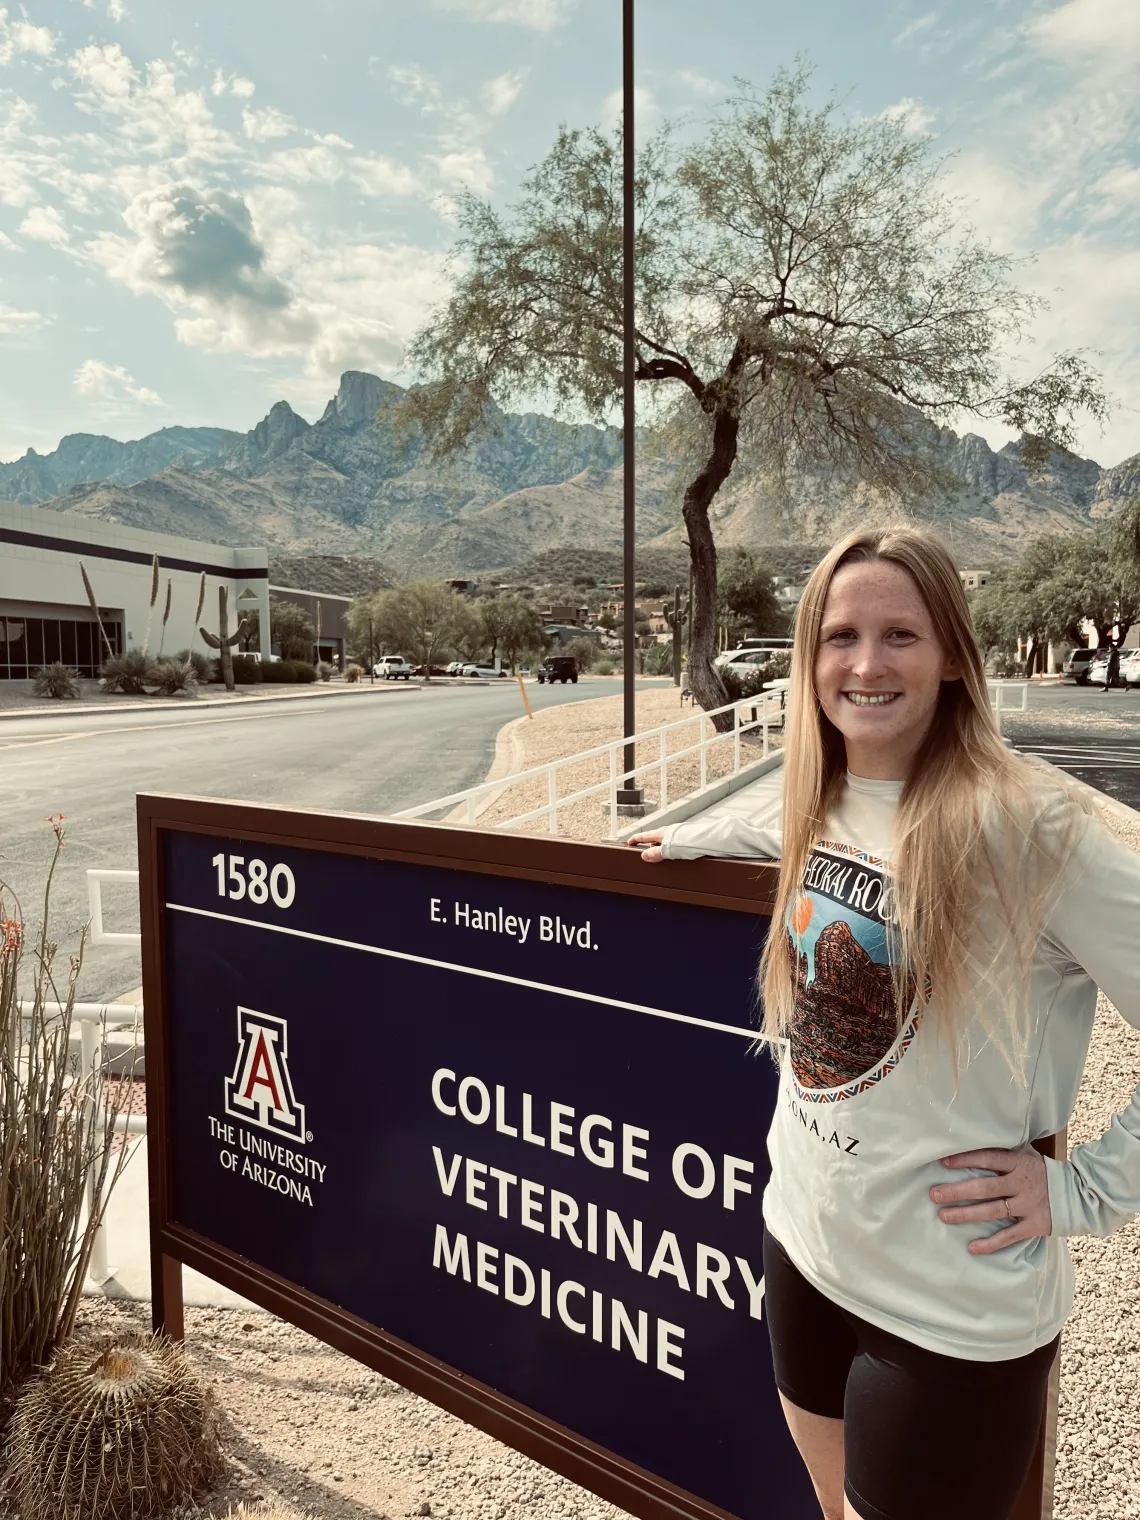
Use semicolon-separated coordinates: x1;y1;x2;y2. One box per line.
161;828;816;1520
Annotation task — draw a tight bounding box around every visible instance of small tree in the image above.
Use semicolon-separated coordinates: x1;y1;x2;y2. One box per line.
566;636;598;670
269;600;316;662
358;581;464;672
403;68;1108;723
718;549;784;639
483;595;546;671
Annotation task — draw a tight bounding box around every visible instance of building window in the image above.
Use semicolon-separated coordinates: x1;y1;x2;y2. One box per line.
0;616;121;679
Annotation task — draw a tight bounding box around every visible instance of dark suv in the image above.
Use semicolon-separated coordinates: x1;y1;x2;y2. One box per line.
537;656;579;685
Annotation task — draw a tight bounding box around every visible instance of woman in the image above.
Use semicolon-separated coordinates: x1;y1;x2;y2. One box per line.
629;525;1140;1520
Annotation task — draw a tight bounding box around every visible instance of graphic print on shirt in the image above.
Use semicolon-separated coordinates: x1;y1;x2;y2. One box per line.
787;841;917;1098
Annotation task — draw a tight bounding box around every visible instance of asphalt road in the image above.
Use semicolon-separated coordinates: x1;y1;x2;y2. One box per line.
1000;682;1140;810
0;678;664;1000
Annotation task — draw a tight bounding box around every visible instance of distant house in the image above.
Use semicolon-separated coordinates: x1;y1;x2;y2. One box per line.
544;623;602;647
269;585;351;668
959;569;990;591
447;578;478;595
540;602;589;627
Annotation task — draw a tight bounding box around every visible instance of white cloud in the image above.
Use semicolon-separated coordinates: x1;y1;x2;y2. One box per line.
429;148;494;194
0;302;45;333
242;105;295;142
428;0;574;29
602;84;659;135
893;11;940;47
231;76;255;99
20;203;68;244
881;96;936;135
481;70;525;118
349;154;419;197
0;10;53;65
269;143;348;183
69;45;231;161
1029;0;1140;63
74;358;161;405
107;0;126;22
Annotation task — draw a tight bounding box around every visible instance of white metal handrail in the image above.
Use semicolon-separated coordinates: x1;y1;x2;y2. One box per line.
87;869;142;946
396;689;787;839
18;999;145;1284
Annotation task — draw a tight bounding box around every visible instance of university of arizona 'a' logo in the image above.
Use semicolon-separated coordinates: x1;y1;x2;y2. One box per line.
224;1007;306;1142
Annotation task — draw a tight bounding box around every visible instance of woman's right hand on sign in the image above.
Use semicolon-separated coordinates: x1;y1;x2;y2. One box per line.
627;830;665;863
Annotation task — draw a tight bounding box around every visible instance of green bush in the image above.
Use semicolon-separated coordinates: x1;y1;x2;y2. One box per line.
594;659;615;676
344;664;363;683
987;650;1021;678
317;661;335;683
259;659;318;684
174;649;213;684
229;654;262;685
101;648;158;695
33;663;79;700
152;659;197;696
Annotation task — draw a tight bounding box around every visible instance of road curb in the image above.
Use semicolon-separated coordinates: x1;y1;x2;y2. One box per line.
0;681;425;723
444;711;531;824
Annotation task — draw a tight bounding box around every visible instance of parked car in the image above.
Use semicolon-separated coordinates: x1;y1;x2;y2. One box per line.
412;663;450;677
537;656;579;684
1088;650;1140;688
373;656;414;679
716;648;779;675
459;664;507;678
1062;648;1103;684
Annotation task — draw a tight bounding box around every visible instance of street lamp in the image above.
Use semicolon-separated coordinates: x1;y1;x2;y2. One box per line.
424;628;433;684
617;0;645;815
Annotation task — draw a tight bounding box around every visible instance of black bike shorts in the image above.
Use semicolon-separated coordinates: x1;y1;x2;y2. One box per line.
762;1229;1059;1520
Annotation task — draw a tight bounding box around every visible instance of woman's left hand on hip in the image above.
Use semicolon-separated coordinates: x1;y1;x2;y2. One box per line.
930;1147;1052;1254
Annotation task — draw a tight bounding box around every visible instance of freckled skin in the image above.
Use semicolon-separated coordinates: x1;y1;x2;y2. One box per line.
814;562;961;781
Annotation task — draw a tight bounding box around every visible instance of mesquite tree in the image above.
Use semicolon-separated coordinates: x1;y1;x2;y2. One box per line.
199;586;246;692
402;68;1109;717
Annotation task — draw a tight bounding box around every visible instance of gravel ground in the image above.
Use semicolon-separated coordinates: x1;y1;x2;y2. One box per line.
1053;815;1140;1520
477;685;781;839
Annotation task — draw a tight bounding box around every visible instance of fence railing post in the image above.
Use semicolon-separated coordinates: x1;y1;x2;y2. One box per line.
733;703;741;774
80;1018;111;1285
660;729;668;811
609;747;618;839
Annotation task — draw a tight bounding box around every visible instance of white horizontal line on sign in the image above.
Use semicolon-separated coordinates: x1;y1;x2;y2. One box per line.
165;902;762;1042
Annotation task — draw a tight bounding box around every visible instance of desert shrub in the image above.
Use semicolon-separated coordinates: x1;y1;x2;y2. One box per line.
565;636;597;670
229;654;262;685
260;659;317;684
987;649;1021;678
344;664;362;683
33;663;79;700
719;665;769;702
317;661;335;682
151;659;197;697
0;821;135;1400
643;644;674;676
7;1330;221;1518
100;648;157;694
174;648;213;684
594;659;615;676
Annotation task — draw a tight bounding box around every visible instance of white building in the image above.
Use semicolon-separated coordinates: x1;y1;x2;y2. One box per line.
0;501;270;678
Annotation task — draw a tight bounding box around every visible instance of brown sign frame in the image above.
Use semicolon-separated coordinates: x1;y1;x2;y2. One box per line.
138;791;1057;1520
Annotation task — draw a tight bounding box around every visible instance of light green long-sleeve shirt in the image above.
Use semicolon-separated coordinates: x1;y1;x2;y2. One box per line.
660;773;1140;1360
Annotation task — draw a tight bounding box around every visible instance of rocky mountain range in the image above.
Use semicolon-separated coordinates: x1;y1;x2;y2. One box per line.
3;369;1136;576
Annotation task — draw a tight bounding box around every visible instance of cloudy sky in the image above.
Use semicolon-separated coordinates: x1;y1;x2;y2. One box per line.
0;0;1136;466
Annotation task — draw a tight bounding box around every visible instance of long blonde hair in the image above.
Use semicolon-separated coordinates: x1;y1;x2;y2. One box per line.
758;524;1088;1068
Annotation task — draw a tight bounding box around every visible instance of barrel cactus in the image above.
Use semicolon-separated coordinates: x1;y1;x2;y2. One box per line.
6;1331;222;1519
217;1507;312;1519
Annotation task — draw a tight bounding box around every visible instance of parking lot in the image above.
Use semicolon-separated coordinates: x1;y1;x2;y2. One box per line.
1003;680;1140;811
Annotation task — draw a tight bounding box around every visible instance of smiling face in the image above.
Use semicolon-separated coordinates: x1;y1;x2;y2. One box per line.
813;558;962;780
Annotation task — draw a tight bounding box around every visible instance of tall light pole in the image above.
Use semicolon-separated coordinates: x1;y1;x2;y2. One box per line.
618;0;645;813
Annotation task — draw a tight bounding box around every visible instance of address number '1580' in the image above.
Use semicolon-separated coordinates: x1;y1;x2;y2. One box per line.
211;853;296;909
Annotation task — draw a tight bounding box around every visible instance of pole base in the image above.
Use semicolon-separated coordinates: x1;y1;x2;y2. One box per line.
615;786;648;818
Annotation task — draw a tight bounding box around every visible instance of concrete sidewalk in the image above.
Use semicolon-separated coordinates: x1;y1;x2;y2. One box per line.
89;1136;261;1311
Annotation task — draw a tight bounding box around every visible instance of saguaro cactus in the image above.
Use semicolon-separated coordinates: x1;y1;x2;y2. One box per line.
199;586;246;692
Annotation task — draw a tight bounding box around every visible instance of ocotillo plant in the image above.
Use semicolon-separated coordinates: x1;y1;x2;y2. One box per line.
193;572;206;630
158;578;172;656
141;553;160;654
199;585;247;692
79;563;114;662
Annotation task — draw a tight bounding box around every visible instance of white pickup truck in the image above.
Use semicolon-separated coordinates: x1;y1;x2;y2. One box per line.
373;656;415;680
